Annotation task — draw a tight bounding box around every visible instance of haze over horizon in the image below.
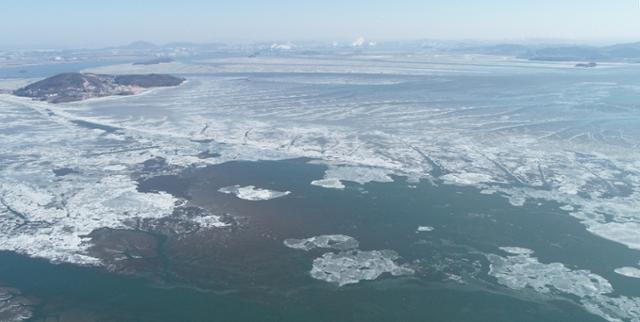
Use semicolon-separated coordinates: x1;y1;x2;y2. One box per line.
3;0;640;49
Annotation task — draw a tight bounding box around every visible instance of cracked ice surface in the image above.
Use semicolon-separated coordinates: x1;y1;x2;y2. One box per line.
0;95;236;265
0;176;175;264
78;56;640;256
218;185;290;201
192;214;230;228
3;54;640;269
310;250;415;287
284;235;412;286
283;235;359;251
488;247;640;322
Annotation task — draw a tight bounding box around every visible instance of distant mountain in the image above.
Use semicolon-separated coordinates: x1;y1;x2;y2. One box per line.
14;73;184;103
120;41;159;50
450;43;532;56
524;42;640;62
133;57;174;65
526;45;606;61
448;41;640;63
602;42;640;59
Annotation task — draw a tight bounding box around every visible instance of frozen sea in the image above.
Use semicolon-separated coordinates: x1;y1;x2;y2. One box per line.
0;53;639;321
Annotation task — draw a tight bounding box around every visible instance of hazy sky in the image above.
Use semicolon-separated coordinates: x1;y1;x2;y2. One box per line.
2;0;640;48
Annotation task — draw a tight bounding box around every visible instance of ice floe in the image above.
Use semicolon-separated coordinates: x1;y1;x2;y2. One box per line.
0;176;177;265
0;95;232;265
218;185;291;201
284;234;413;286
487;247;640;322
310;178;345;190
488;247;612;297
614;267;640;279
310;250;415;286
283;235;359;251
192;214;230;228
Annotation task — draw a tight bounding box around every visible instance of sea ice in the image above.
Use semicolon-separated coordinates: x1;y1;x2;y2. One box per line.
285;235;413;286
284;235;359;251
192;214;230;228
310;250;415;286
586;222;640;251
499;247;534;255
440;173;493;186
487;247;640;322
0;287;33;322
316;164;396;186
582;295;640;322
488;247;612;297
4;53;640;282
310;178;345;190
614;267;640;279
218;185;290;201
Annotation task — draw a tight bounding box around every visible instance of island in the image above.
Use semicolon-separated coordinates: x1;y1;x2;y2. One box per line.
575;62;597;68
13;72;185;103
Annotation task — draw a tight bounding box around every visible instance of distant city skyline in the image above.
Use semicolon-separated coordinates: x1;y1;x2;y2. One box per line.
2;0;640;49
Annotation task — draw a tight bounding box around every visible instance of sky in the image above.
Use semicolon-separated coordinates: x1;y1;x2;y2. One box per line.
2;0;640;49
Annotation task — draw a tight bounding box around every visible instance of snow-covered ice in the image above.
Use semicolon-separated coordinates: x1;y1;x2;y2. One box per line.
284;234;412;286
2;53;640;287
310;178;346;190
310;250;415;286
218;185;291;201
284;235;359;251
488;247;640;322
192;214;230;228
615;267;640;279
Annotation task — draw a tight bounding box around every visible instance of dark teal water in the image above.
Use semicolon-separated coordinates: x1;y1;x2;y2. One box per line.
3;159;639;321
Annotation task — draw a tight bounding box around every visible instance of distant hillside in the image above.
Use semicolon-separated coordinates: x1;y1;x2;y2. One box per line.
451;41;640;63
133;57;174;65
120;41;159;50
14;73;185;103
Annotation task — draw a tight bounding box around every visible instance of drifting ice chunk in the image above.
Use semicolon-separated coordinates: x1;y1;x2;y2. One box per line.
310;249;414;286
310;178;346;190
218;185;290;201
488;247;640;322
488;247;612;297
284;235;359;251
614;267;640;279
193;214;230;228
499;247;535;255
